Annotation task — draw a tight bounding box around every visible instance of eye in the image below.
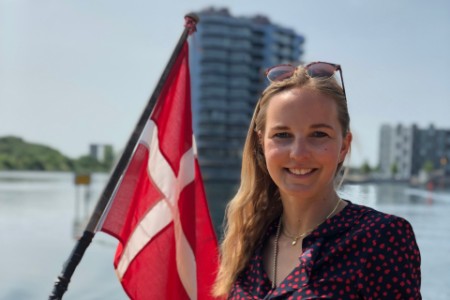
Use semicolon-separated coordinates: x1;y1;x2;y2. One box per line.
311;131;329;138
273;132;292;138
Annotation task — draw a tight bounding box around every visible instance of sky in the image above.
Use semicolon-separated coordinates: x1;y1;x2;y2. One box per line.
1;0;449;167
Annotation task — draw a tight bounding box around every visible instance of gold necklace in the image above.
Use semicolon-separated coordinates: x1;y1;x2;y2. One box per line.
272;198;342;289
282;198;342;246
272;217;282;289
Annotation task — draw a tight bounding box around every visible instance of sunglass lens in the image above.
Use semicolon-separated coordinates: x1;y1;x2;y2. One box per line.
267;65;296;82
306;63;337;78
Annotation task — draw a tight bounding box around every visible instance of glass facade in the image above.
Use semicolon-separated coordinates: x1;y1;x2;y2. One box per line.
189;8;304;216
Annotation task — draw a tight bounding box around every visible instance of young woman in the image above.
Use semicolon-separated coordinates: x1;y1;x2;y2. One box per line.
213;63;421;299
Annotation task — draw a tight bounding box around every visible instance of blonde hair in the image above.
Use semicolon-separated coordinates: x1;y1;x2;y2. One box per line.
212;66;350;297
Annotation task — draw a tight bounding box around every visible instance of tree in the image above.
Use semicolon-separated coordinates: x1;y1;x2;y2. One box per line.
422;160;434;174
390;162;398;178
360;161;372;175
0;136;72;171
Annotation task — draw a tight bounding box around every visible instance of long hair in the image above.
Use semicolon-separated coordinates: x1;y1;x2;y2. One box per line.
212;66;350;297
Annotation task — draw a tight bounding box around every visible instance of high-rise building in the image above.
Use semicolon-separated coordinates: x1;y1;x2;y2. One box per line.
189;8;304;213
379;124;450;179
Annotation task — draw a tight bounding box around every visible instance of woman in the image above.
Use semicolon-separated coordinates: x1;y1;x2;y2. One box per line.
213;62;421;299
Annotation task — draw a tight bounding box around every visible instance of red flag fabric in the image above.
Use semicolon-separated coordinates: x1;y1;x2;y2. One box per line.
99;41;219;300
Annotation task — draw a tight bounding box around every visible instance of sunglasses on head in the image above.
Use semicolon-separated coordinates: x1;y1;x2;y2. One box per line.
265;61;347;99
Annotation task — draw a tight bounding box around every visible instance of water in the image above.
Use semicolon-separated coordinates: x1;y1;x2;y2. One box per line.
340;183;450;299
0;171;449;299
0;171;127;300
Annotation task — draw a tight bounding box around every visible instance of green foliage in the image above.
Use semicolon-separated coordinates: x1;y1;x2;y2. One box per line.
360;161;372;175
390;162;398;176
0;136;114;172
422;160;434;173
73;155;112;173
0;136;73;171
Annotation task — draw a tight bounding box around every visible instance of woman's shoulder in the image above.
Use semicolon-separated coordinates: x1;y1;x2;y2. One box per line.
342;203;422;298
343;200;416;240
345;200;410;223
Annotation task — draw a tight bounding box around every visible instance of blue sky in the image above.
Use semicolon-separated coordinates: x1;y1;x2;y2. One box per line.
1;0;449;167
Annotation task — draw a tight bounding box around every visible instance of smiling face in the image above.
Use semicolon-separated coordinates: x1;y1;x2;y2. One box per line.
261;87;351;202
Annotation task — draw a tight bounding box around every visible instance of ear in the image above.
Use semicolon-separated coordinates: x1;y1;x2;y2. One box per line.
339;132;352;163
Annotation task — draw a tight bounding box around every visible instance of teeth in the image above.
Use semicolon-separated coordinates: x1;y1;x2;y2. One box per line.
289;168;312;175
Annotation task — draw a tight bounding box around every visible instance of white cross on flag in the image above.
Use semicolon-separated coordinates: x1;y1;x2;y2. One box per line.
99;41;219;300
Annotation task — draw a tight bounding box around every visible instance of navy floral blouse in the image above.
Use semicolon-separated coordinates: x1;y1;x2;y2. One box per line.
229;201;421;299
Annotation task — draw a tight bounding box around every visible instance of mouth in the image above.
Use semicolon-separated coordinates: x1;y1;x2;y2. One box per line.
287;168;316;176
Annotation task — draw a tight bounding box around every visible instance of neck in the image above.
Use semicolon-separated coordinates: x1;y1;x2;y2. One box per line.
280;191;341;235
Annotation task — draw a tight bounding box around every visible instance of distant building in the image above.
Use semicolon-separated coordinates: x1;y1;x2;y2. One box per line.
89;144;114;163
190;7;304;206
379;124;450;179
379;124;394;177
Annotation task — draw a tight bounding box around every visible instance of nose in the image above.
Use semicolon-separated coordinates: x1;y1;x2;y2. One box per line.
290;137;311;160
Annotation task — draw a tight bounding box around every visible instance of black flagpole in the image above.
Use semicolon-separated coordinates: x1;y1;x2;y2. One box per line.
48;13;199;300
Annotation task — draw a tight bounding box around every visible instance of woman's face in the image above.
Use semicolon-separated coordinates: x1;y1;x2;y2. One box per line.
261;87;351;201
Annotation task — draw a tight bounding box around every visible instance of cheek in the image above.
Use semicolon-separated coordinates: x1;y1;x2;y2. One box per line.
264;141;287;158
315;145;340;162
313;144;330;153
264;147;281;163
263;143;286;167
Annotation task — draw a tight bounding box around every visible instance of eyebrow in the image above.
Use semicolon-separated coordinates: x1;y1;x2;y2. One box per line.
310;123;335;130
268;123;336;131
268;125;290;131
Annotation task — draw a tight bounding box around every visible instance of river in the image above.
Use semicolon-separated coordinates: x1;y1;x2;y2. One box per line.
0;171;449;299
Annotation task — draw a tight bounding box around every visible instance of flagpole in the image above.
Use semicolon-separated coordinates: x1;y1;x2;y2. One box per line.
49;13;199;300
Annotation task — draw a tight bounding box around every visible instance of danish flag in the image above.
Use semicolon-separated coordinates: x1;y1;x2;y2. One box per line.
99;41;219;299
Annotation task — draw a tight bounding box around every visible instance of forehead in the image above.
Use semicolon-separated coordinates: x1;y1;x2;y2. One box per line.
265;87;340;128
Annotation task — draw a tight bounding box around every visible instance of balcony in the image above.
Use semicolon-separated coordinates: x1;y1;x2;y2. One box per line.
201;50;229;63
202;38;231;49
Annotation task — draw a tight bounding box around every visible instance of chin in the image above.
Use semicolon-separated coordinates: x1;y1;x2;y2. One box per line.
279;186;317;199
279;183;334;200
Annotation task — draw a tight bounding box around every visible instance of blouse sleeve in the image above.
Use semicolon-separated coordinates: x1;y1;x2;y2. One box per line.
357;215;421;300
